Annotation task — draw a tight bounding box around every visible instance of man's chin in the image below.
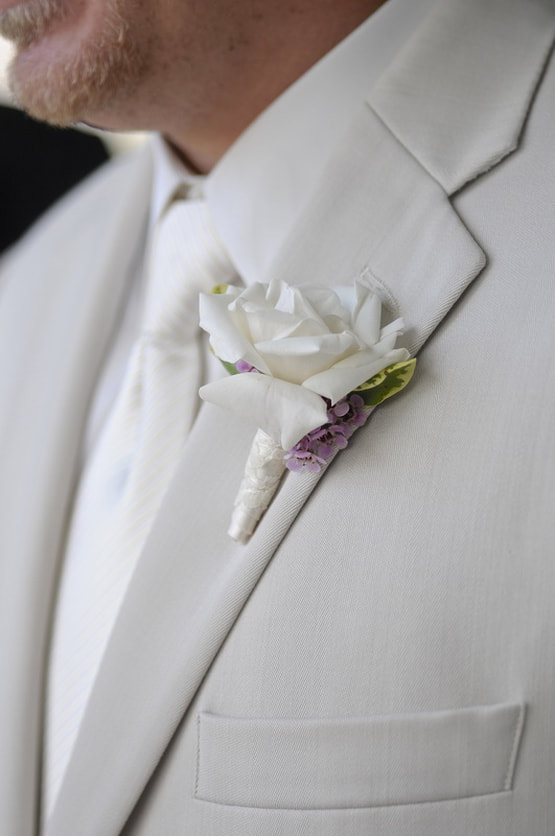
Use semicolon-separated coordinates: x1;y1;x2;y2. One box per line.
9;51;83;126
6;0;145;128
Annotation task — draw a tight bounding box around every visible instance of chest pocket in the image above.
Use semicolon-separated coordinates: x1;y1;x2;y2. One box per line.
195;702;525;810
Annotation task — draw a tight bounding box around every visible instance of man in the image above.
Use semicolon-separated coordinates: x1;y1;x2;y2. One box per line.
0;0;554;833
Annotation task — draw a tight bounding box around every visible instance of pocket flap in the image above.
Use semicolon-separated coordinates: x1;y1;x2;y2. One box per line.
195;703;525;810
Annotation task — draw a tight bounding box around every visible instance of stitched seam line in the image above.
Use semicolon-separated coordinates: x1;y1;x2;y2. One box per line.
194;714;202;798
358;265;401;315
504;703;526;791
194;788;513;812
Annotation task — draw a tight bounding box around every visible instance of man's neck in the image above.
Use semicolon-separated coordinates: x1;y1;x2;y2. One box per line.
164;0;389;173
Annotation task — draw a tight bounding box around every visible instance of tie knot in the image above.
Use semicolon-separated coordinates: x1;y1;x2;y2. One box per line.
144;198;237;341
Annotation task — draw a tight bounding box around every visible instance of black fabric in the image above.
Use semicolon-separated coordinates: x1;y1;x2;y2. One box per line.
0;105;109;252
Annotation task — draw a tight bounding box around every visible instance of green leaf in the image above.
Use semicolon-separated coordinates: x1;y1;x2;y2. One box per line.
219;358;240;376
208;343;239;375
355;359;417;406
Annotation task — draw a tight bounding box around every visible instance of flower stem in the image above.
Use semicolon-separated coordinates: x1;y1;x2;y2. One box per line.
228;429;286;544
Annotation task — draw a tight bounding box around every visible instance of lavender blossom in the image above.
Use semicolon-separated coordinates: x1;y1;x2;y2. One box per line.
284;392;369;473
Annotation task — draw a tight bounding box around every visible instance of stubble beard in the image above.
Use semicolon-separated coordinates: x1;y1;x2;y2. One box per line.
0;0;147;127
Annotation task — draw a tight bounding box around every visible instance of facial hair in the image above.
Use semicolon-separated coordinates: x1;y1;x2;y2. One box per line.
0;0;147;126
0;0;67;46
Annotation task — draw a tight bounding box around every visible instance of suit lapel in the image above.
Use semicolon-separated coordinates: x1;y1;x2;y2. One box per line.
369;0;555;196
46;400;327;836
0;146;153;836
263;102;485;357
48;1;555;833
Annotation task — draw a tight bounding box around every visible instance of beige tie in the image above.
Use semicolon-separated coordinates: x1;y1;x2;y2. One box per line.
43;197;237;819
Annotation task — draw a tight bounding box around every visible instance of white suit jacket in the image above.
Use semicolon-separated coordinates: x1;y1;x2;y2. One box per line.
1;1;554;834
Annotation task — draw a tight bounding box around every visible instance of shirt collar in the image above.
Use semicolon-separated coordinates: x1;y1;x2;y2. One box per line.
150;0;436;285
149;134;206;225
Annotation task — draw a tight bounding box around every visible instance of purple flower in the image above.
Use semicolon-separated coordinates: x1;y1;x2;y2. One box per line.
235;359;256;373
284;392;369;473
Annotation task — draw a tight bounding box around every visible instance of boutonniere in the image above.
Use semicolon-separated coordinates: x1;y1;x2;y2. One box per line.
199;278;415;543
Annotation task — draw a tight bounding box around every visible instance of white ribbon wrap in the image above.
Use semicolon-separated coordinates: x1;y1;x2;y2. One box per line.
228;429;286;544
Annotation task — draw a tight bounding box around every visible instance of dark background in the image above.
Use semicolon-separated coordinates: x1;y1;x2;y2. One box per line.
1;105;110;253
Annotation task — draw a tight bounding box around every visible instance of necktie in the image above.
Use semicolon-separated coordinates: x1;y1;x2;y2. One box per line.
43;196;237;819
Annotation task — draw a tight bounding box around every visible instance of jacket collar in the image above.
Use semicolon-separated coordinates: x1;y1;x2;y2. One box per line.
369;0;555;195
47;1;555;833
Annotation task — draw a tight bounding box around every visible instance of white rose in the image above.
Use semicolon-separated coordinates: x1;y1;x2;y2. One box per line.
199;278;409;450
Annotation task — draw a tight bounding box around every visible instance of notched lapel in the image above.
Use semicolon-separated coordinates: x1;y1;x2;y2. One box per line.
370;0;555;195
265;103;486;357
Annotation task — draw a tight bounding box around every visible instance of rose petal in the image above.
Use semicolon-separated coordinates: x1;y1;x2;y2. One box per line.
199;291;271;374
380;316;405;341
351;281;382;345
299;286;350;328
200;373;329;450
254;331;359;384
302;347;410;404
232;281;271;307
239;306;328;342
275;282;315;317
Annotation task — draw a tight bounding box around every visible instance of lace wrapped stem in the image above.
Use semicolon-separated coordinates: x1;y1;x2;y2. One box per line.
228;429;286;544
